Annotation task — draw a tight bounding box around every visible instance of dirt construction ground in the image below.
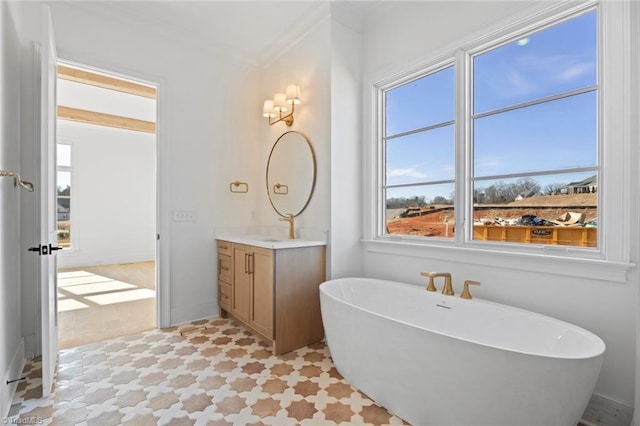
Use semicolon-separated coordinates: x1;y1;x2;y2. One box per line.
387;194;597;238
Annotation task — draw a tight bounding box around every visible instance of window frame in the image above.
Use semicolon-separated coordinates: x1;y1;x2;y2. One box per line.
56;140;75;250
382;59;457;240
365;0;634;281
463;6;600;253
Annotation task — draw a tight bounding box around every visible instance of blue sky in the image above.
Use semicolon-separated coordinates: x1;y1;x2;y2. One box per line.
57;144;72;191
385;10;597;203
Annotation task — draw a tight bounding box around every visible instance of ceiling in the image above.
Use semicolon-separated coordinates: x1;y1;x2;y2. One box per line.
48;1;375;68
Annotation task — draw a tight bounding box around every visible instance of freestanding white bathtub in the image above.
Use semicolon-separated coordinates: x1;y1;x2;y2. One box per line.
319;277;605;426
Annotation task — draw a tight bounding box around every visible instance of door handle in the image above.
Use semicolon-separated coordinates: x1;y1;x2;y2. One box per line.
27;244;62;256
49;244;63;253
28;245;42;254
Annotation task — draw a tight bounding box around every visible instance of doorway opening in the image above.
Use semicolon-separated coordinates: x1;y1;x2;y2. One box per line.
54;62;158;349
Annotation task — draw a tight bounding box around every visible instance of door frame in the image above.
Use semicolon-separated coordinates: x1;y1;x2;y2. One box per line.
54;56;171;328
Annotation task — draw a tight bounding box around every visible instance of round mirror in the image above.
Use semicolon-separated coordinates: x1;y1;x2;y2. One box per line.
266;131;316;217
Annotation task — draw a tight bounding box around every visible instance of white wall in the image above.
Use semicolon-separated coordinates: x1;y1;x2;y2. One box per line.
358;1;638;407
0;1;25;417
256;15;364;281
56;120;156;268
257;17;332;246
12;1;262;335
362;2;537;78
48;4;262;325
329;17;363;278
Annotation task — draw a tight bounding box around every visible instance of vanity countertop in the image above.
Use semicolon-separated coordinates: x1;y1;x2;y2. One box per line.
217;235;326;250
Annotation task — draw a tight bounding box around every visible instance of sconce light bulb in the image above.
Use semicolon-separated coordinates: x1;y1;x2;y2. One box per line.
262;100;276;118
285;84;301;105
273;93;288;113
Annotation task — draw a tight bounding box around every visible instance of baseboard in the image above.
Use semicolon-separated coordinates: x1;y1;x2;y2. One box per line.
581;393;634;426
1;338;25;420
170;300;218;326
22;333;38;360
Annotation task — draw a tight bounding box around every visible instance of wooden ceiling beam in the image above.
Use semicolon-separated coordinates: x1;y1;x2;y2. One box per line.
58;65;157;99
58;106;156;134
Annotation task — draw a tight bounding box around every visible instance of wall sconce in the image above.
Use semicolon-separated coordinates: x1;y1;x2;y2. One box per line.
262;85;301;126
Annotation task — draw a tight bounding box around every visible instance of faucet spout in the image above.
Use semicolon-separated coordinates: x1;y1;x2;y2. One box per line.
279;214;295;239
441;274;454;296
420;272;454;295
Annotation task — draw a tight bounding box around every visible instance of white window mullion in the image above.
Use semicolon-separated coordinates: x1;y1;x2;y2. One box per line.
375;85;386;238
454;49;468;246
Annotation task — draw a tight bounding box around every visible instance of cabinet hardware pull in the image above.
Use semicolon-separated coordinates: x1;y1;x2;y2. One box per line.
244;253;248;274
249;253;254;274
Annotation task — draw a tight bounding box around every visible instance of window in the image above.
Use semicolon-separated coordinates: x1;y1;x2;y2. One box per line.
57;143;72;248
384;66;455;238
380;7;598;249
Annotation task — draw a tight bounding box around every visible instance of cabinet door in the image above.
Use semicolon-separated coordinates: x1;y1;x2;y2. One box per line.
232;244;251;324
250;247;274;338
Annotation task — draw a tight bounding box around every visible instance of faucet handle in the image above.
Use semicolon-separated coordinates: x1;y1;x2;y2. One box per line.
420;272;438;292
461;280;481;300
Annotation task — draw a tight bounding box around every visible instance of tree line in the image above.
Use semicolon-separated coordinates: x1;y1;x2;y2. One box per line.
387;178;567;208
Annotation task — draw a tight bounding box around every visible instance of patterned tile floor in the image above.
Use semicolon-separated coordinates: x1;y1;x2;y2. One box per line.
8;317;408;425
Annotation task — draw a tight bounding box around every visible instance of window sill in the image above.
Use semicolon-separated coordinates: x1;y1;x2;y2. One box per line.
361;237;634;283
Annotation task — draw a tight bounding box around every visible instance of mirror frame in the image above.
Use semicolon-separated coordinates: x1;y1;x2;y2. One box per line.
266;130;317;218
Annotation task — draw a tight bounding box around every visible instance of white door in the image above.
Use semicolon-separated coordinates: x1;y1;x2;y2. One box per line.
36;6;59;398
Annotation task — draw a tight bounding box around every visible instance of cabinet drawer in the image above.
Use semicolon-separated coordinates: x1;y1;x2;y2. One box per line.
218;254;232;282
217;240;232;256
219;283;231;309
219;282;231;297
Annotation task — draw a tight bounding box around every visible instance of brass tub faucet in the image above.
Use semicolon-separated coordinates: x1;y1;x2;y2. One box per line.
420;272;454;295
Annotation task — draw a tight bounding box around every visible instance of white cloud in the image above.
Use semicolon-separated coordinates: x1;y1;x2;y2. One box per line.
387;168;428;179
487;54;594;101
505;68;536;96
517;53;594;86
558;62;593;83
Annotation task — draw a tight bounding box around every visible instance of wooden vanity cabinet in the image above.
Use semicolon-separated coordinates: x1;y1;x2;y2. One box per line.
217;239;326;355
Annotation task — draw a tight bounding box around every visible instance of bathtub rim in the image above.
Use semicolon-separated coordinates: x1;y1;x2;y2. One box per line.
320;277;606;361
